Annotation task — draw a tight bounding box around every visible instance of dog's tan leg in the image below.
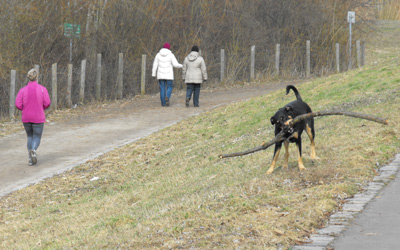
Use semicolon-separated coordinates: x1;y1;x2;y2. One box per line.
306;124;317;160
266;148;281;175
296;144;306;171
283;141;289;169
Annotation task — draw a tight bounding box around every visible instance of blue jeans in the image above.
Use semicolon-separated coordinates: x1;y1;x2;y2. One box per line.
186;83;201;107
23;123;44;152
159;80;173;106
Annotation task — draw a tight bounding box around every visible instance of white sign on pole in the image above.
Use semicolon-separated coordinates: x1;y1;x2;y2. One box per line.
347;11;355;23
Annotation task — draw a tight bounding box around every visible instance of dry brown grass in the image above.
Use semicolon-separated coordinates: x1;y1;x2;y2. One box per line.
375;1;400;20
0;21;399;249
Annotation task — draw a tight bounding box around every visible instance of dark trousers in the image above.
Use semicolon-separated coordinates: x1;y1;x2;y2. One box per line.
23;123;44;152
186;83;201;107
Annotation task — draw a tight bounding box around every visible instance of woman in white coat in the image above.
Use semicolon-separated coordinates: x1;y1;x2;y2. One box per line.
152;43;183;106
182;45;207;107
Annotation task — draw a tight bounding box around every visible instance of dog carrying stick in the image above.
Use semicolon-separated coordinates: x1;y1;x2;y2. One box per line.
219;110;388;159
287;111;388;127
219;130;287;159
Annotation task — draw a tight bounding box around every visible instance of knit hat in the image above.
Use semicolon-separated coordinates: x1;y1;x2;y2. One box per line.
191;45;199;52
27;68;38;81
163;43;171;50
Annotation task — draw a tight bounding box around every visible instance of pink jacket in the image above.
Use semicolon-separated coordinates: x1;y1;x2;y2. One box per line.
15;81;51;123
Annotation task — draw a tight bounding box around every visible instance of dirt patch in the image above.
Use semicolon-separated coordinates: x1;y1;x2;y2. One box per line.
0;80;296;196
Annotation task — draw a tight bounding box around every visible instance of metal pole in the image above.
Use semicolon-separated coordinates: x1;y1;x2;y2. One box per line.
348;19;352;70
70;39;73;62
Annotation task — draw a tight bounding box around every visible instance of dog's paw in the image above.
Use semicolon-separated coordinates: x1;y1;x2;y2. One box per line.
299;166;307;172
311;156;321;164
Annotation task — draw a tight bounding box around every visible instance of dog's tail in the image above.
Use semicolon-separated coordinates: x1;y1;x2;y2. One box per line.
286;85;302;101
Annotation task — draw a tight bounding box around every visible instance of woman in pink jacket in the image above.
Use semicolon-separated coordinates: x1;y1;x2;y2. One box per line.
15;68;51;166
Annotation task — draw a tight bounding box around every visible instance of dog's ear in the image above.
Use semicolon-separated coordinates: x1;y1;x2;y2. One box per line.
285;106;292;112
270;117;276;125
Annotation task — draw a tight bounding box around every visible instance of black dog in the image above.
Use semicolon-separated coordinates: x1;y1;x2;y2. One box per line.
266;85;316;174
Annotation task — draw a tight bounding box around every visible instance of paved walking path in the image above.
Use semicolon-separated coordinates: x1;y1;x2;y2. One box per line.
332;154;400;250
292;154;400;250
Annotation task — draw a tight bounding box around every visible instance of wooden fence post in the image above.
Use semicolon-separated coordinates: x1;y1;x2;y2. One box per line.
336;43;340;73
51;63;58;111
117;53;123;99
275;44;280;76
66;64;73;107
9;70;16;119
3;43;363;117
361;40;365;67
220;49;225;82
250;45;255;80
356;39;361;68
79;59;86;103
96;53;102;100
141;54;146;96
306;40;310;77
34;65;40;82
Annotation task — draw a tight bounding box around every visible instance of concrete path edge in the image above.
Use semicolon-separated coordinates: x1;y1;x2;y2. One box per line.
291;153;400;250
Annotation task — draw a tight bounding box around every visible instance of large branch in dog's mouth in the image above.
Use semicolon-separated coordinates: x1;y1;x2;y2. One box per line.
286;110;388;127
219;130;287;159
219;110;388;159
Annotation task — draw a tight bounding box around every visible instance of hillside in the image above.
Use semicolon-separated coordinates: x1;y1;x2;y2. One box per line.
0;21;399;249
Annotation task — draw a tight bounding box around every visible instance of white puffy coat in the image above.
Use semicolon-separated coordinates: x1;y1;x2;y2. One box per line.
152;48;183;80
182;52;207;84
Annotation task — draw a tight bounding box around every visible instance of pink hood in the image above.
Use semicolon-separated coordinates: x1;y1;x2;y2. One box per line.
15;81;51;123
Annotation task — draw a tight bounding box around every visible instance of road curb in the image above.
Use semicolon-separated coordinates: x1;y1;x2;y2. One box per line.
290;153;400;250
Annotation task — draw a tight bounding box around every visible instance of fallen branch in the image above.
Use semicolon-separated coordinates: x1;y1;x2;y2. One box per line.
288;110;388;127
219;130;287;159
219;110;388;159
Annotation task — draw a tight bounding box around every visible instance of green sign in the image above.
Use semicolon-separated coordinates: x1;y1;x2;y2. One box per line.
64;23;81;39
